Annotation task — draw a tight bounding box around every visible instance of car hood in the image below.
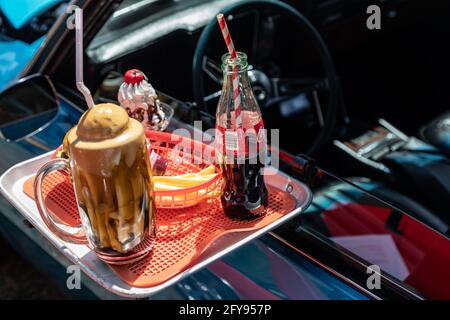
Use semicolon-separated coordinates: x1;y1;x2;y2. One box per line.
0;0;63;29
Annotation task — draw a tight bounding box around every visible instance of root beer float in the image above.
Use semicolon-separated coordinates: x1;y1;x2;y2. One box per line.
34;9;155;263
68;103;156;255
35;103;156;264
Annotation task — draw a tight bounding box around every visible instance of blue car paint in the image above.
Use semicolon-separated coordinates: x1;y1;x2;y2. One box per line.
0;0;63;29
6;97;367;300
0;36;45;91
0;0;66;91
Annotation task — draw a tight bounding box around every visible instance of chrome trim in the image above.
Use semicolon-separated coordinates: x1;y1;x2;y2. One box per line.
312;90;325;127
333;140;391;173
379;118;409;141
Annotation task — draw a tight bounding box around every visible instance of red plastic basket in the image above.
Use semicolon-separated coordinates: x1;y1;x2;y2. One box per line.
145;130;222;209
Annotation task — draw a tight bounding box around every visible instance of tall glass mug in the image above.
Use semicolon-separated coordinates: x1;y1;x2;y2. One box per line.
34;103;156;264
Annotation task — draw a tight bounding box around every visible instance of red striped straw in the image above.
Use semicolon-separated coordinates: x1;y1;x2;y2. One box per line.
217;13;242;129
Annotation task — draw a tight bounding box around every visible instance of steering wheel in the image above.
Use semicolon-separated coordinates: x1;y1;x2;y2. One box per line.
193;0;339;156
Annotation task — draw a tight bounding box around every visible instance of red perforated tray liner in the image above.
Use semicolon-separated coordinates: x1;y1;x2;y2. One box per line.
23;172;296;288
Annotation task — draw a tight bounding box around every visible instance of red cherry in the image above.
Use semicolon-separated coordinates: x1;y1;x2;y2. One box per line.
124;69;145;84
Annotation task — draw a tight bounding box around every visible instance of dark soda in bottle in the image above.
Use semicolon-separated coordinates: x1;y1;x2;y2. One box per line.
215;52;269;220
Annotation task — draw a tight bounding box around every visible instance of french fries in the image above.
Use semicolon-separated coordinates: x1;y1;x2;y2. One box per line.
153;165;221;207
153;166;218;189
154;174;217;187
174;165;216;177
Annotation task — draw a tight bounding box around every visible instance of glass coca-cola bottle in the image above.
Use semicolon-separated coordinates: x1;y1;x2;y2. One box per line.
215;52;269;220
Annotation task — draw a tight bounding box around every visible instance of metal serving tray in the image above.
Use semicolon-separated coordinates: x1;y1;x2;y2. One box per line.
0;151;312;298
